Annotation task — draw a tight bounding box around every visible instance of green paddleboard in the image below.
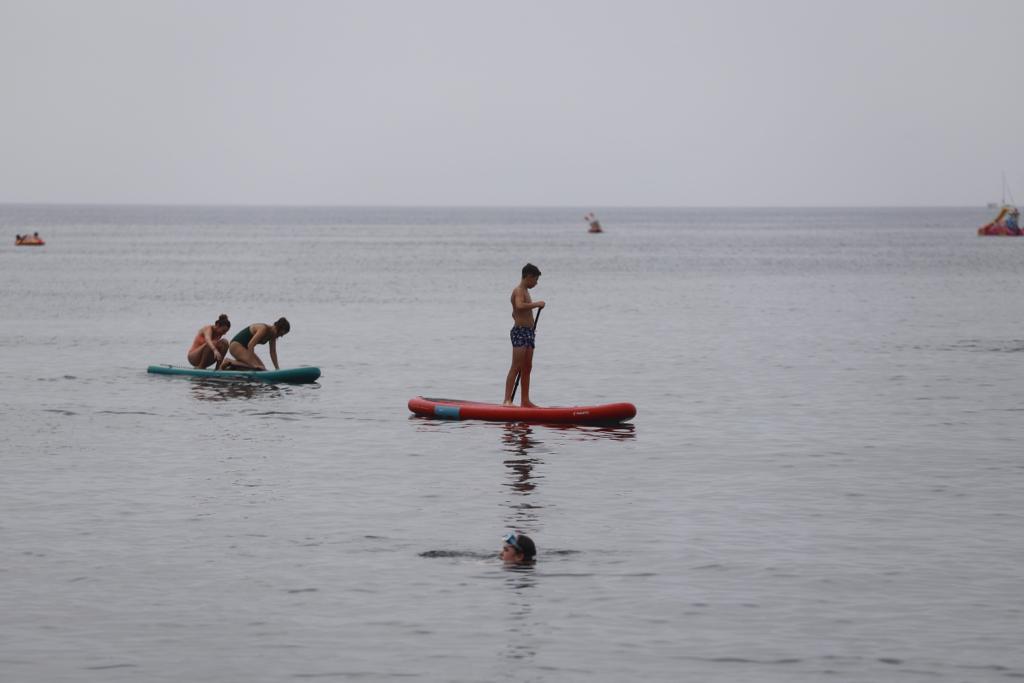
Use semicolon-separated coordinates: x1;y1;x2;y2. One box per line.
147;365;321;384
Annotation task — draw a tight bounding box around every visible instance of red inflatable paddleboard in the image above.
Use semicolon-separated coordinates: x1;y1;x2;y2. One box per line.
408;396;636;425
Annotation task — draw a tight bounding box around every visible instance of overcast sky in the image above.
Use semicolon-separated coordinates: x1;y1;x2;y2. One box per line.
1;0;1021;206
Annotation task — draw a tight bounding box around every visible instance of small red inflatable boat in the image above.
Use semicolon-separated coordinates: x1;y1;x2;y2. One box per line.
408;396;637;425
978;222;1021;236
978;205;1021;236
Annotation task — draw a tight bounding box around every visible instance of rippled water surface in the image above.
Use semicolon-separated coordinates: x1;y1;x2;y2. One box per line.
2;206;1023;681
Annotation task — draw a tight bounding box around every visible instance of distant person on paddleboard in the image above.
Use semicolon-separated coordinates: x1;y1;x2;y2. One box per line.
187;314;231;369
218;317;290;371
503;263;544;407
1008;208;1021;235
500;532;536;565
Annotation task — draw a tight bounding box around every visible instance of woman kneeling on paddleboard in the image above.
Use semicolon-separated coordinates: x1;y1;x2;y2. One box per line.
187;314;231;369
219;317;290;371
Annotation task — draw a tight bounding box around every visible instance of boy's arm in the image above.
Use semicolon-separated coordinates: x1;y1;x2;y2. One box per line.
513;289;545;311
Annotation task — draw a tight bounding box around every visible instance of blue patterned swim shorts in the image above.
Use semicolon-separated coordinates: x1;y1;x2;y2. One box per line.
510;326;535;348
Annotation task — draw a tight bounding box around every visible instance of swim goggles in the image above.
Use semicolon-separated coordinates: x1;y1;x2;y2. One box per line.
502;533;521;551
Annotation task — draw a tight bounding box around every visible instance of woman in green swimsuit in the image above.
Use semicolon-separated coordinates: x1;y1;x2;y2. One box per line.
218;317;290;371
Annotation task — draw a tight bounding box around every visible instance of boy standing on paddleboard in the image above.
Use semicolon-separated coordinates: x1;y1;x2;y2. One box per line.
503;263;544;407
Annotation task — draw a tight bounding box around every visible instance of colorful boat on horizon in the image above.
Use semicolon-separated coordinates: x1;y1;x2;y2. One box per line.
978;205;1021;236
979;173;1021;236
15;234;45;246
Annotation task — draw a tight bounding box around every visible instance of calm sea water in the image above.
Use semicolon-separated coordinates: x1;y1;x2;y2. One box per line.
1;205;1022;682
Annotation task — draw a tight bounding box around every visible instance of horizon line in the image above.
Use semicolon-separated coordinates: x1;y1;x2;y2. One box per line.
0;201;1001;210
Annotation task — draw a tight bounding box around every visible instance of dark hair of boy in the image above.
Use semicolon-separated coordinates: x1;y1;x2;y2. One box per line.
522;263;541;278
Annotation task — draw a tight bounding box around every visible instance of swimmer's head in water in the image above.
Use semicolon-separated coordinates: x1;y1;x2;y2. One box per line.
501;532;536;564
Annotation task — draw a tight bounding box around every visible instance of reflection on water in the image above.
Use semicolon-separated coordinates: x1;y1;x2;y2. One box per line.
493;418;631;670
541;422;637;442
500;564;538;666
188;378;289;402
496;421;635;530
499;423;544;530
501;423;541;472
